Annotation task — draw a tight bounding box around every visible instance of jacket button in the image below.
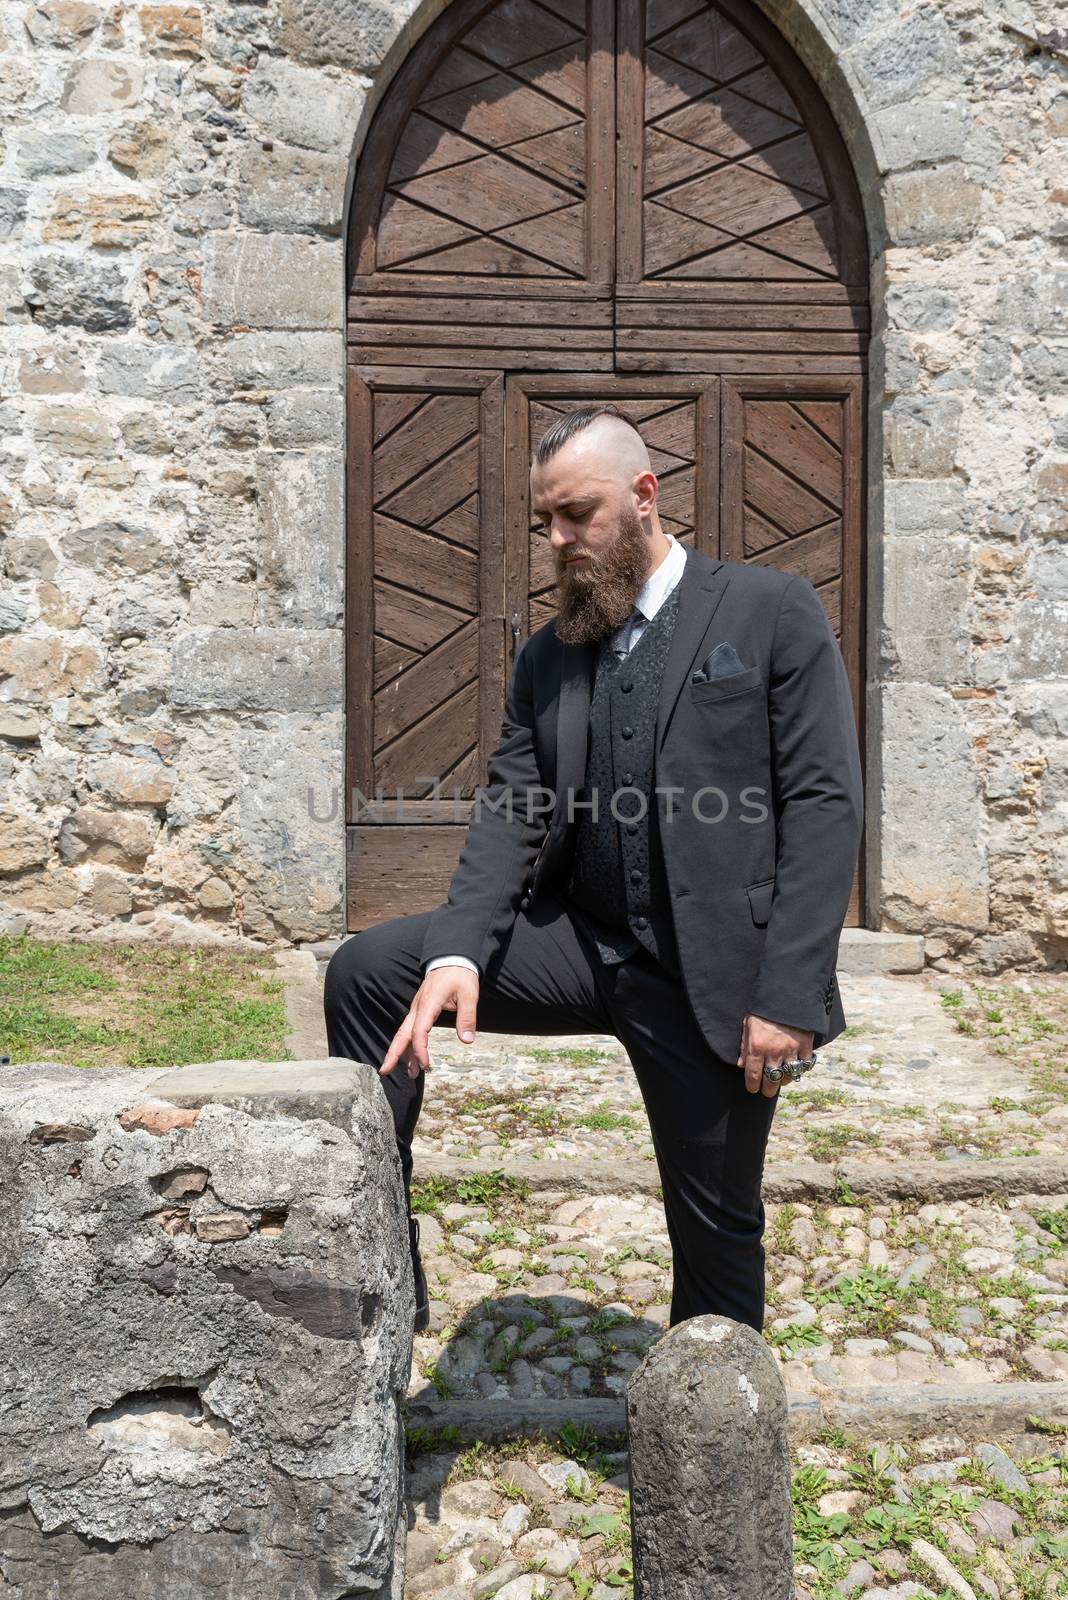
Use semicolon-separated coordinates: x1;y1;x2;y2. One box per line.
520;893;530;910
621;681;633;692
634;916;648;930
621;726;633;738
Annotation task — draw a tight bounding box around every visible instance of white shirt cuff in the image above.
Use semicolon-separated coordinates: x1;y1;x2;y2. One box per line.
424;955;480;977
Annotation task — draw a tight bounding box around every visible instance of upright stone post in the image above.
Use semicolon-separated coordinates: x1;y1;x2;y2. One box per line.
0;1059;412;1600
626;1314;793;1599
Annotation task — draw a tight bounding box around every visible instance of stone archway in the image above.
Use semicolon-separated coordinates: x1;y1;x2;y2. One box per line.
342;0;871;934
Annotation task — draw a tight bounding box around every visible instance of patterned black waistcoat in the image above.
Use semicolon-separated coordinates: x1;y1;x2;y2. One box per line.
562;583;682;977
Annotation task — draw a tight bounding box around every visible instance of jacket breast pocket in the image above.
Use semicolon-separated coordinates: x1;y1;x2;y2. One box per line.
689;665;764;703
746;876;775;925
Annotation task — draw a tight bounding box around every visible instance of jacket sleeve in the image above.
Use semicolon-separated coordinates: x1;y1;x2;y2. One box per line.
419;635;550;977
746;574;864;1039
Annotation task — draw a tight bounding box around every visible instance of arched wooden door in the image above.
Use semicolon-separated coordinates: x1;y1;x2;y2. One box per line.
345;0;868;929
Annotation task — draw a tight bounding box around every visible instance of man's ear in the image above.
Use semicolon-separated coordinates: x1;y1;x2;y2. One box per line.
634;468;659;518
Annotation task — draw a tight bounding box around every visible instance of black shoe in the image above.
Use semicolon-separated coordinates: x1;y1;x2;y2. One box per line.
409;1213;430;1333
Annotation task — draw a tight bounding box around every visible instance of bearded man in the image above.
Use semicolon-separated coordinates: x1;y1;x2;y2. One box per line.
324;405;863;1336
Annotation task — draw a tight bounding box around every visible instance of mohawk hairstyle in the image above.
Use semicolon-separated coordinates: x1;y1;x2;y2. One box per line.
533;403;646;465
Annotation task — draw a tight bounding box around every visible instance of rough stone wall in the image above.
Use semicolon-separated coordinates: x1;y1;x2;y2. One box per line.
0;1058;412;1598
0;0;1065;970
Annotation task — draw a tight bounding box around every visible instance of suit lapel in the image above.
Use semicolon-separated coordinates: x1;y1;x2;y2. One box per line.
655;545;731;754
550;544;732;835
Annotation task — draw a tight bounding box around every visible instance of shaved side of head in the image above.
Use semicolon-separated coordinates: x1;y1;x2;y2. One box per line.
533;405;651;486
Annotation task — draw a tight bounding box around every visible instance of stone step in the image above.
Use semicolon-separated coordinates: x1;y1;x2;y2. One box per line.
404;1379;1068;1445
415;1152;1068;1202
303;925;925;981
837;926;925;975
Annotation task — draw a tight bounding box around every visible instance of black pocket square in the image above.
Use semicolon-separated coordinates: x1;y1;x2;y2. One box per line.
691;641;749;683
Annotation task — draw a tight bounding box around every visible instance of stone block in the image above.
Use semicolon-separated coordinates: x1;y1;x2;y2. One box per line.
1021;343;1068;395
15;131;95;178
62;519;164;574
0;187;27;239
139;4;204;56
18;347;86;395
61;57;145;113
880;685;989;932
23;254;133;332
108;119;172;178
24;1;102;48
43;191;160;247
768;0;900;47
998;544;1068;677
885;396;963;478
627;1315;792;1598
241;54;365;154
85;754;175;806
0;1060;410;1597
994;272;1066;337
870;100;972;174
96;341;202;402
202;233;341;329
885;284;960;333
56;804;159;869
172;629;343;712
0;809;52;875
258;451;344;624
885;164;982;245
214;330;343;394
883;479;966;535
276;0;404;73
846;9;960;113
882;535;971;684
238;146;347;234
265;388;344;446
32;403;113;457
0;634;104;699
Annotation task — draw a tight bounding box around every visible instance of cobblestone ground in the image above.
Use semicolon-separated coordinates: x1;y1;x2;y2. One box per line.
412;973;1068;1165
392;967;1068;1596
410;1188;1068;1404
403;1426;1068;1599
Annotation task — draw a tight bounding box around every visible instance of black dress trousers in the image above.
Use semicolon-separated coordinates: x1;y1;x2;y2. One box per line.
322;887;779;1333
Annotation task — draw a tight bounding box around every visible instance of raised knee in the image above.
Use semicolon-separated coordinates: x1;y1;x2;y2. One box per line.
323;930;375;1014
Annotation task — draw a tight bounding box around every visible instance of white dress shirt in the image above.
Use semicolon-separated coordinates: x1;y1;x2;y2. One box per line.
425;534;687;980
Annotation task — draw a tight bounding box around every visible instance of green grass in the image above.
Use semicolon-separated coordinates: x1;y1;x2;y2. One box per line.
571;1100;639;1132
0;933;289;1069
410;1168;531;1217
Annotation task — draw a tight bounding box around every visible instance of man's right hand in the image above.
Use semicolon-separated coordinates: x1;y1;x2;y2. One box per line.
379;965;481;1081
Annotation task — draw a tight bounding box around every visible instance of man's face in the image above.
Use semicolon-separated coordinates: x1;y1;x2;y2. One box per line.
531;438;654;646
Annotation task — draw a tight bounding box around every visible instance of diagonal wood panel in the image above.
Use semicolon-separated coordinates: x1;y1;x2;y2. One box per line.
371;389;484;796
638;0;840;282
374;0;593;280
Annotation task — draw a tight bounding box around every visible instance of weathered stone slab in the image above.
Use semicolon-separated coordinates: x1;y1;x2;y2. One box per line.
0;1059;410;1599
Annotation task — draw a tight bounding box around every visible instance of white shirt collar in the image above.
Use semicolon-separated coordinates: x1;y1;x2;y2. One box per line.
633;532;686;622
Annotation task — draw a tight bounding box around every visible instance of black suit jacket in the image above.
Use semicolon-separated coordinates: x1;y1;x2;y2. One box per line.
420;542;864;1061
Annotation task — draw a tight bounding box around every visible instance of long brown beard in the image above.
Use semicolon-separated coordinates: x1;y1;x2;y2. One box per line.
553;503;651;646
